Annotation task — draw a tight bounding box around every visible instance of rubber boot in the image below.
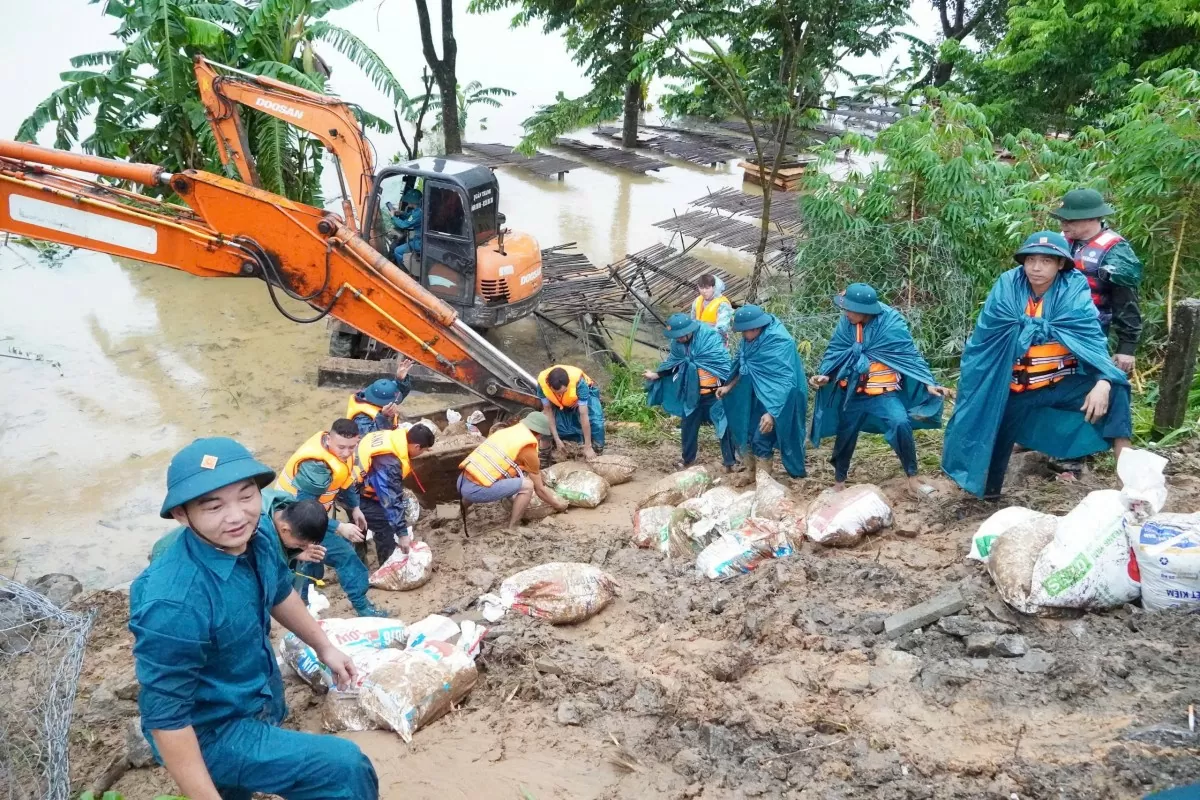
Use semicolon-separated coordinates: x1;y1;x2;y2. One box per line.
353;599;389;618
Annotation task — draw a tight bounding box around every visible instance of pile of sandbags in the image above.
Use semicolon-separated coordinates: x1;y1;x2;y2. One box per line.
279;617;409;691
975;448;1178;614
318;613;484;737
630;468;800;580
479;562;619;624
512;457;636;521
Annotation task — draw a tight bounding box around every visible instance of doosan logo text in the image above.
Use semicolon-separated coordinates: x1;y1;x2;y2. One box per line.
255;97;305;120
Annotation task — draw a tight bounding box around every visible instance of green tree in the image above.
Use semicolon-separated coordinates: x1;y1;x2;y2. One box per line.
470;0;667;149
970;0;1200;134
18;0;404;203
644;0;910;297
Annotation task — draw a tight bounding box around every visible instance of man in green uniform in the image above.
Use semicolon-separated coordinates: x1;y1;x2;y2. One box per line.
131;437;378;799
1052;188;1144;374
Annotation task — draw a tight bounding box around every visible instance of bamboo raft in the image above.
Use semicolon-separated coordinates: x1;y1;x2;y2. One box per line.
642;124;795;158
535;242;749;362
552;138;669;174
690;186;804;232
653;209;794;255
461;142;584;179
595;127;729;166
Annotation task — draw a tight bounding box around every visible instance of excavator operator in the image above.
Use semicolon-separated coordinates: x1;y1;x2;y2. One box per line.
389;188;423;266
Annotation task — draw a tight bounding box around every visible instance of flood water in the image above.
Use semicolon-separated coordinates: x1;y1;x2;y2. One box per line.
0;0;919;588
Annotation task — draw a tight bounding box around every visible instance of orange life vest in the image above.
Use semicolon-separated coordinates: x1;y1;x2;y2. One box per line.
459;423;538;488
537;365;593;410
1010;296;1077;393
692;294;731;326
698;368;719;393
837;323;902;395
352;429;412;498
275;431;354;510
346;394;398;429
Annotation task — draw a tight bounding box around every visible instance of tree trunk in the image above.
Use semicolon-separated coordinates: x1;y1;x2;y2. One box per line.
621;80;640;147
439;72;462;154
414;0;461;154
932;60;954;87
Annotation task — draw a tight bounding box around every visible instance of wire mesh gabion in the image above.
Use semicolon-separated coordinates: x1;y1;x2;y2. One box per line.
763;221;973;373
0;578;96;800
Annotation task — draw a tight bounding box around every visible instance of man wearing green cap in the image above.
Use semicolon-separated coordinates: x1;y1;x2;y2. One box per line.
131;437;378;800
644;312;738;470
346;357;416;436
457;411;567;528
716;305;808;478
809;283;951;495
942;232;1132;497
1052;188;1144;373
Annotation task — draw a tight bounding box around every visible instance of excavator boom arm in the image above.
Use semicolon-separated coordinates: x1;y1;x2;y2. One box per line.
0;139;539;413
193;57;376;229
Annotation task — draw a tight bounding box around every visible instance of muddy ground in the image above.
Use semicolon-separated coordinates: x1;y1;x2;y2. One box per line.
64;433;1200;800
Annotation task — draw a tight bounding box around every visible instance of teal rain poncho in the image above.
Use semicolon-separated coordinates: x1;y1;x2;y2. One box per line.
942;267;1130;496
725;316;808;477
810;306;943;445
646;323;733;435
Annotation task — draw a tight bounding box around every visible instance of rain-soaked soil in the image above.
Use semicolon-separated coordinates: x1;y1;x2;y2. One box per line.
64;434;1200;800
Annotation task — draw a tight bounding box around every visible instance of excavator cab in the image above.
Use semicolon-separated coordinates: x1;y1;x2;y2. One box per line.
363;158;541;329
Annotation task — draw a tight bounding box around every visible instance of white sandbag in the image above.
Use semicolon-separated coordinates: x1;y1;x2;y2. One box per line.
987;516;1058;614
306;588;330;619
753;471;801;523
588;453;638;486
1029;449;1167;610
320;647;414;731
542;460;587;488
968;507;1050;564
554;470;610;508
402;487;420;527
279;617;408;691
1131;512;1200;611
369;541;433;591
404;614;488;656
632;505;674;549
638;465;713;508
496;562;619;624
682;487;756;543
696;518;794;580
805;485;892;547
359;640;479;742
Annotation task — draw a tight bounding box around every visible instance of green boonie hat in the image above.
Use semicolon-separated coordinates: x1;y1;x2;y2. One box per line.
732;304;771;332
1051;188;1116;221
833;283;884;315
664;312;700;339
160;437;275;518
1014;230;1073;265
521;411;553;436
363;378;401;406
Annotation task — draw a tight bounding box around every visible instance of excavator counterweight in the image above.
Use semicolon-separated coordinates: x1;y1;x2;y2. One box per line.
0;139;540;413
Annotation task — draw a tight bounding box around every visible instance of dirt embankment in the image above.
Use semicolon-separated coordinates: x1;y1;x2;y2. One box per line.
67;438;1200;799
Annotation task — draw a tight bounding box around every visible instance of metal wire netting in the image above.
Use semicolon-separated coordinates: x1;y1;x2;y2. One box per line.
0;578;96;800
763;221;973;373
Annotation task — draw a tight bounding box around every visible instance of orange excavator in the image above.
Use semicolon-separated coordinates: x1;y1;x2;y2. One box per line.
0;57;549;412
0;136;541;412
190;56;543;350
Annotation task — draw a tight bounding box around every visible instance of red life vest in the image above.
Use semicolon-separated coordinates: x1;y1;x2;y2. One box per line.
837;323;901;395
1071;229;1123;325
1010;297;1078;393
